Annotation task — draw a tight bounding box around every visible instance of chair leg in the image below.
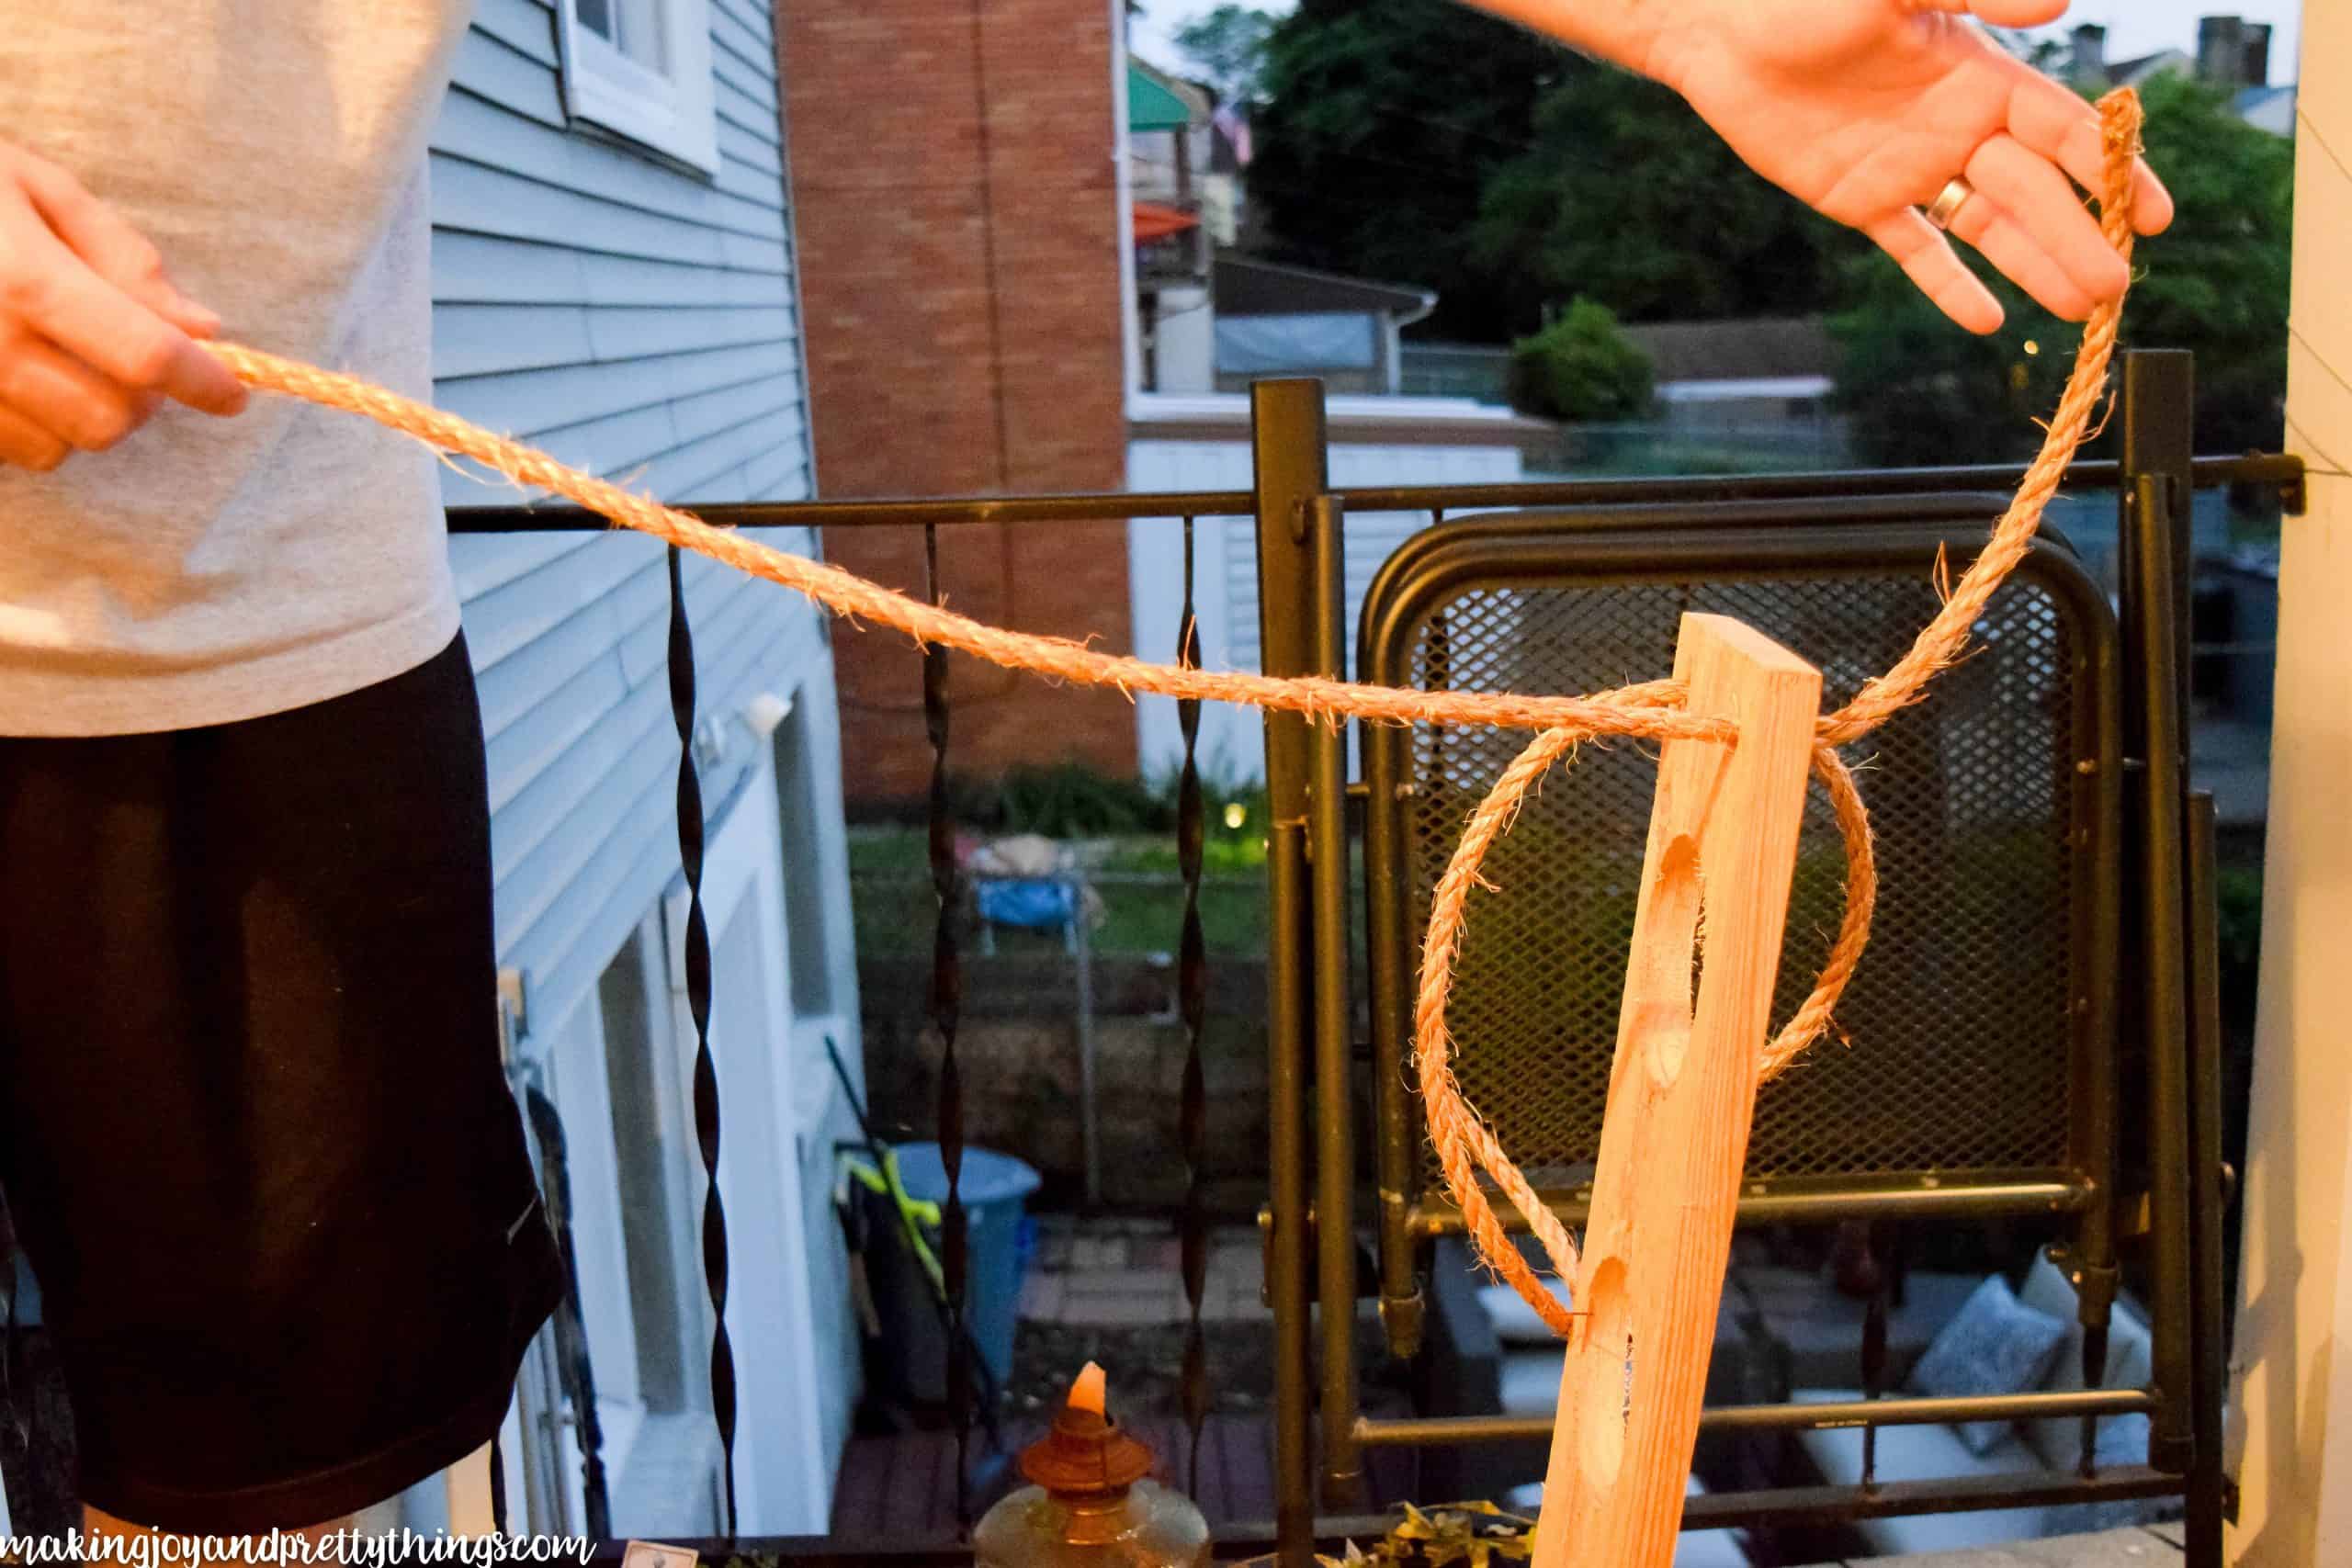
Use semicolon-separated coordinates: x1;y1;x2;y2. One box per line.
2183;793;2230;1568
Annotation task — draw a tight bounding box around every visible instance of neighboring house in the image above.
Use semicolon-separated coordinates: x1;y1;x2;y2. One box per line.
2059;23;2195;92
781;0;1137;806
1127;60;1216;215
1130;61;1217;395
2062;15;2293;130
427;0;862;1540
766;0;1534;807
1208;254;1437;397
2234;82;2299;137
1126;397;1545;785
1113;23;1532;787
1621;315;1844;447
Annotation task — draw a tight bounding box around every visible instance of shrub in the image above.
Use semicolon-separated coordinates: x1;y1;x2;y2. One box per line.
1507;297;1656;423
956;761;1169;838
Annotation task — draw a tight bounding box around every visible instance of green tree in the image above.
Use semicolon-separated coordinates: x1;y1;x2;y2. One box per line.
1831;72;2290;467
1508;297;1655;421
1249;0;1564;343
1469;62;1870;326
1173;4;1277;104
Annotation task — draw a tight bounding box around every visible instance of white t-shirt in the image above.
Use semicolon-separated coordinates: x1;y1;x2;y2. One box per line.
0;1;473;736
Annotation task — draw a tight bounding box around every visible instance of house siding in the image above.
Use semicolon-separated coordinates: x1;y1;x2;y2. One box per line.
426;0;863;1528
1125;431;1527;785
433;0;825;1047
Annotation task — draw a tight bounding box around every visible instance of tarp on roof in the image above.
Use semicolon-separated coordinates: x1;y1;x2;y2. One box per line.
1216;312;1378;373
1128;64;1197;132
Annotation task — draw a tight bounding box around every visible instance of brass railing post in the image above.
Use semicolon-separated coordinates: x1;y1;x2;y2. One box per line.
1251;378;1329;1564
1305;494;1363;1508
2120;348;2197;1477
2185;792;2230;1566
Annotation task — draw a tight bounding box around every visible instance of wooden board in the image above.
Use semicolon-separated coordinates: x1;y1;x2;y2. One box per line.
1533;614;1821;1568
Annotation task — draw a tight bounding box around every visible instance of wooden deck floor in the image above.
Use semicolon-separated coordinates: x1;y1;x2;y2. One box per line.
831;1414;1417;1534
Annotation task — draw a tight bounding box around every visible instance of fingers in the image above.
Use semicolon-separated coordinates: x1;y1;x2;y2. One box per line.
1941;186;2098;321
0;187;245;418
1962;134;2128;313
0;400;68;471
1906;0;2070;20
2007;71;2176;233
1867;209;2004;334
15;153;222;337
1960;0;2071;23
0;328;153;453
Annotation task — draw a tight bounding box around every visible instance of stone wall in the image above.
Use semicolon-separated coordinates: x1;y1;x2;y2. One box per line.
858;953;1272;1211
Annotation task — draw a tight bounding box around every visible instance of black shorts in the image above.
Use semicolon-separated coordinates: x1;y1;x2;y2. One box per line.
0;633;564;1531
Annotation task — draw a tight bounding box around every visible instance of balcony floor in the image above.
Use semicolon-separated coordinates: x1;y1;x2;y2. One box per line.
1796;1522;2186;1564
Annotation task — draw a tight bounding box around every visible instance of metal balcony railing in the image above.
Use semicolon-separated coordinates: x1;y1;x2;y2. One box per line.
445;355;2298;1567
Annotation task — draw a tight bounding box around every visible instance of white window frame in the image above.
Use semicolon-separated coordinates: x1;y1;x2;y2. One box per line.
554;0;723;176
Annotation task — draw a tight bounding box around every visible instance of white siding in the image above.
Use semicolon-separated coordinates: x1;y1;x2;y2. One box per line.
424;0;862;1534
1125;434;1526;784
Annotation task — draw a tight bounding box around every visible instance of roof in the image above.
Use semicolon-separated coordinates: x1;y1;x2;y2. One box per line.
1620;316;1836;384
1127;61;1206;133
2107;49;2182;84
1212;254;1436;320
2235;85;2297;136
2055;45;2195;91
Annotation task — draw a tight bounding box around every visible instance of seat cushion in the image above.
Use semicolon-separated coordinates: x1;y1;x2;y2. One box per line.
1903;1273;2069;1454
1493;1297;1749;1416
1791;1389;2052;1555
1479;1278;1575;1346
1740;1266;1982;1392
1499;1348;1566;1416
2017;1248;2156;1472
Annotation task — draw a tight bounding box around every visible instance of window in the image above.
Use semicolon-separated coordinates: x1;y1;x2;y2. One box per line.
557;0;721;175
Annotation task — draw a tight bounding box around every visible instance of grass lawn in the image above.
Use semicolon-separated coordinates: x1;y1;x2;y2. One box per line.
849;827;1283;957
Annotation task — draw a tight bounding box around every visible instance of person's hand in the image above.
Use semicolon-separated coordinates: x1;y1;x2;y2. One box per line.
1640;0;2174;333
0;140;246;472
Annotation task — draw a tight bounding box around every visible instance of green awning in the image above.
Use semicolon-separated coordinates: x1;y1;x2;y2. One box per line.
1128;64;1196;133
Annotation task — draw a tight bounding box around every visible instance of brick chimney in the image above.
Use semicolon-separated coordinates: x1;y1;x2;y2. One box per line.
2198;15;2247;85
2243;22;2273;86
779;0;1137;807
2070;22;2107;84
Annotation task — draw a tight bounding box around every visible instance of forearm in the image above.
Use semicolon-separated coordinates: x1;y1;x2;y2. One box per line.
1453;0;1676;83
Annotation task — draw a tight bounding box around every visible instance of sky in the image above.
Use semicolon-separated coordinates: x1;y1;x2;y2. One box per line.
1127;1;2305;88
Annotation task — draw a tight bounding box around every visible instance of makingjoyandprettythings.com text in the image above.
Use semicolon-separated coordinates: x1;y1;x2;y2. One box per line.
0;1529;596;1567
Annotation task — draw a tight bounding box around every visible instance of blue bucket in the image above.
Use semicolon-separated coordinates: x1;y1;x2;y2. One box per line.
862;1142;1042;1405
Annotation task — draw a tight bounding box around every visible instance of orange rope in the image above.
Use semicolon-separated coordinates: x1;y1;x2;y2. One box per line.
200;88;2143;1336
1405;88;2144;1328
